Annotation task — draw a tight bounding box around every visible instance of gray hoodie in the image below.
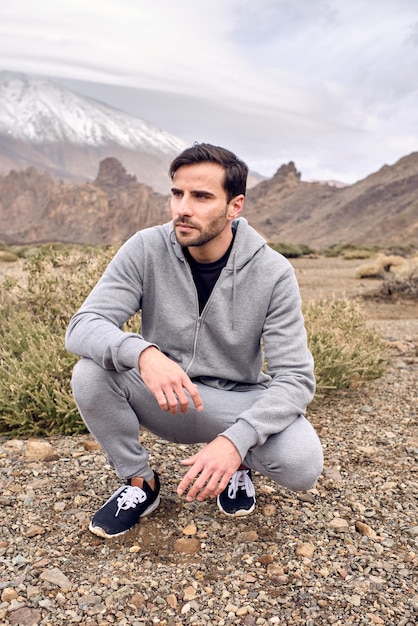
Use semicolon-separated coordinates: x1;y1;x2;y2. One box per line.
66;217;315;459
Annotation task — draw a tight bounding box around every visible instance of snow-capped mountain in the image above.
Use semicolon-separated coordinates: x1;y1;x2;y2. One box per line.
0;71;187;192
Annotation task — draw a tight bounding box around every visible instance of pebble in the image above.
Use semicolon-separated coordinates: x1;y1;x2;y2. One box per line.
328;517;349;531
0;331;417;625
295;542;316;558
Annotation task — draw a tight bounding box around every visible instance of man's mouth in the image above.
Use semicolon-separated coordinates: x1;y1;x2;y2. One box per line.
175;222;198;231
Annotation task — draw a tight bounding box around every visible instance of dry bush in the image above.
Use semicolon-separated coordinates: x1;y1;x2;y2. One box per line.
356;254;418;299
355;254;408;279
378;258;418;299
303;298;387;392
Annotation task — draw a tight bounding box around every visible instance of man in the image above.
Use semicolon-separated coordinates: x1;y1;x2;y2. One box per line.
66;143;323;539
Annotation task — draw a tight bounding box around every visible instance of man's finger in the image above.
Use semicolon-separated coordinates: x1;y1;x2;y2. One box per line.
184;382;203;411
176;463;201;495
155;390;170;411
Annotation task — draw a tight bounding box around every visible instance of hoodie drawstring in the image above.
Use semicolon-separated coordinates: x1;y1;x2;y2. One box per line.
232;250;237;331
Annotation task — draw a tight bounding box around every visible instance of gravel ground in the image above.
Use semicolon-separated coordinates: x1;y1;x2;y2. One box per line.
1;260;417;625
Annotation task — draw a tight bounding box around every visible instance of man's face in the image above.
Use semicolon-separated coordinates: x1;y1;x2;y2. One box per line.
170;162;240;249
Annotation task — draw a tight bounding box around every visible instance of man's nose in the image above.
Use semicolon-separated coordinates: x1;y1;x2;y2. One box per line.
176;195;193;216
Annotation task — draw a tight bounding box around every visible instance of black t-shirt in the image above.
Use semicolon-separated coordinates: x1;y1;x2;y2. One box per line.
183;239;234;313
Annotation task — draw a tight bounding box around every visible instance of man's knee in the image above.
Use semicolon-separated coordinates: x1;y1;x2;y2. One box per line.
277;443;324;491
71;358;108;408
248;430;324;492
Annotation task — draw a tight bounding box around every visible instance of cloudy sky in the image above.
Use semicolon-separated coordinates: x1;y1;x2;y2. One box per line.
1;0;418;183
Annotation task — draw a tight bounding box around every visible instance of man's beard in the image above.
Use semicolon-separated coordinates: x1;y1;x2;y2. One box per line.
174;209;228;247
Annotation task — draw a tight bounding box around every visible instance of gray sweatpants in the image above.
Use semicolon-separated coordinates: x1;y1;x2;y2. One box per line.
71;358;323;491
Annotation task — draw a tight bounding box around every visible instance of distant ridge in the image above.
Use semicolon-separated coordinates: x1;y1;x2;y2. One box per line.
0;71;187;193
243;155;418;248
1;153;418;248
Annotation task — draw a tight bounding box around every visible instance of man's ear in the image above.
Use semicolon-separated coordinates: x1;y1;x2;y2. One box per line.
228;194;245;220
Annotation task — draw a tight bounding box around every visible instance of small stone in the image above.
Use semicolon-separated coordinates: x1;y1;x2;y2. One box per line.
78;594;101;606
298;492;315;503
182;523;197;535
357;445;377;456
367;614;385;625
262;504;277;516
130;593;146;608
167;594;177;608
383;481;397;490
258;554;274;565
181;602;191;614
25;525;46;537
406;526;418;539
347;594;361;606
183;586;196;601
39;567;72;589
1;587;19;602
82;440;101;451
237;606;249;616
24;439;54;461
238;530;259;542
295;542;316;558
323;467;343;482
267;563;288;584
173;537;201;554
329;517;349;531
129;545;141;553
8;607;42;626
355;521;377;537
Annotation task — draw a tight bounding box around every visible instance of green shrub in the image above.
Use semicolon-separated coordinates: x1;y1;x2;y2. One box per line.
303;298;387;392
268;241;315;258
0;245;117;436
322;243;381;258
0;310;80;436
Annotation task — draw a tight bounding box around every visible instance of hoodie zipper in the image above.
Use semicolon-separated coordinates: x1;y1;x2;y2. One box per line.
184;263;233;376
183;249;238;375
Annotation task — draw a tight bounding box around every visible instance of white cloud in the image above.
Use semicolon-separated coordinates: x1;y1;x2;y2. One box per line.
0;0;418;182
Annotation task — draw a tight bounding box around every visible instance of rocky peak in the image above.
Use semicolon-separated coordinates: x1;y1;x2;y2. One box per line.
272;161;301;185
94;158;137;189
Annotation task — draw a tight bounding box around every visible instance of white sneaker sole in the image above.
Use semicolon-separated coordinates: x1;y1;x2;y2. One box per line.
216;497;256;517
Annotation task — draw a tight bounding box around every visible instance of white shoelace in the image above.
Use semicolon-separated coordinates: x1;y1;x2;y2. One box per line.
115;485;147;517
228;470;255;499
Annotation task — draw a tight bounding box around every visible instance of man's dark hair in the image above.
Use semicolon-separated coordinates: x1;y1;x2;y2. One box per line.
169;143;249;202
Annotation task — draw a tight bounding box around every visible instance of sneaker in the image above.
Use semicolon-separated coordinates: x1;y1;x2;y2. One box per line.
217;469;256;516
89;472;161;538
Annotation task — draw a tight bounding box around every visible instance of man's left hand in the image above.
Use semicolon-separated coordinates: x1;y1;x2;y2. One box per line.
177;436;242;502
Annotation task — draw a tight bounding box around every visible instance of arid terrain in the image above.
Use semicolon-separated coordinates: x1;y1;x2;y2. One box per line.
292;255;418;333
0;254;417;626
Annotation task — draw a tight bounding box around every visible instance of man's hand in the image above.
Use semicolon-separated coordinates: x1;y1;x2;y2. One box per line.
177;436;242;502
139;346;203;413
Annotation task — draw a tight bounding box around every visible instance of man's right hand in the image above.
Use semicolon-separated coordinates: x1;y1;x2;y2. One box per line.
138;347;203;414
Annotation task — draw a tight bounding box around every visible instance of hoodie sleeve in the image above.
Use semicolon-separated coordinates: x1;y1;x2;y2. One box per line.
65;233;157;371
220;265;315;459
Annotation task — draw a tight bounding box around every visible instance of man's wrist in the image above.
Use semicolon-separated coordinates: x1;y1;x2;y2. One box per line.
138;345;160;369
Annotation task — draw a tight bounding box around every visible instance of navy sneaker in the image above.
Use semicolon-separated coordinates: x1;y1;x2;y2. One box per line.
217;469;256;517
89;472;160;538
